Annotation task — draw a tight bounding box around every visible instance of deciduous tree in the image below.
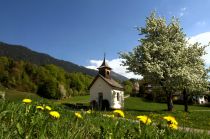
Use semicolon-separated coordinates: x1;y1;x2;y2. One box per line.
120;12;208;111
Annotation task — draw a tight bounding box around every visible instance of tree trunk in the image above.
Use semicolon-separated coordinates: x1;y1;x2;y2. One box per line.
159;81;173;111
167;92;173;111
183;88;188;112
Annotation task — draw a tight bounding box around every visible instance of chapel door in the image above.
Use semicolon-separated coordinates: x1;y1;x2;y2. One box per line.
98;92;103;110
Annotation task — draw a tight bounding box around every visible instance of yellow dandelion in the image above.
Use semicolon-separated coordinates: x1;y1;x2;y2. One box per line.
136;115;152;125
22;99;32;104
163;116;178;125
169;123;178;130
49;111;60;119
163;116;175;122
75;112;83;119
163;116;178;130
45;106;52;111
113;110;125;118
36;106;44;110
86;109;92;114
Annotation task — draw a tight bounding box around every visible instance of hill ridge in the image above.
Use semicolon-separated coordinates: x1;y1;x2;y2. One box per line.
0;42;127;81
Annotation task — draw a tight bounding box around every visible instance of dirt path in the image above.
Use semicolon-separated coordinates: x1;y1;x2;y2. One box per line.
123;117;210;135
191;110;210;112
124;95;130;99
179;127;210;135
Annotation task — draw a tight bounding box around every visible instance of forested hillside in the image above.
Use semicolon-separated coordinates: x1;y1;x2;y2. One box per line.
0;56;93;99
0;42;127;81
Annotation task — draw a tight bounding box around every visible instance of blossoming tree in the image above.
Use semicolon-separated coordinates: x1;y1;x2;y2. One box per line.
120;12;208;111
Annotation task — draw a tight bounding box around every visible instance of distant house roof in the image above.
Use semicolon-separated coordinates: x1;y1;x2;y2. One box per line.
89;74;123;90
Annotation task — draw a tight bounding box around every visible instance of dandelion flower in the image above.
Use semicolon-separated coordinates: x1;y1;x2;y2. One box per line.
75;112;83;119
163;116;178;130
86;109;92;114
36;106;44;110
22;99;32;104
45;106;52;111
137;115;152;125
169;123;178;130
49;111;60;119
113;110;124;118
163;116;178;125
163;116;175;122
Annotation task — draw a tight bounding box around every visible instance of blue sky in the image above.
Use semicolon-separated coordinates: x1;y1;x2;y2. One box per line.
1;0;210;78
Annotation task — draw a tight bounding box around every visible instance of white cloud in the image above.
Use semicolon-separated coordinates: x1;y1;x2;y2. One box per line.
181;7;186;11
189;32;210;65
86;32;210;79
86;59;142;79
179;7;187;17
196;21;206;26
189;32;210;45
179;12;184;17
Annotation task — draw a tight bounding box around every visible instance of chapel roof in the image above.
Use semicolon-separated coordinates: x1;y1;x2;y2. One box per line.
89;74;124;90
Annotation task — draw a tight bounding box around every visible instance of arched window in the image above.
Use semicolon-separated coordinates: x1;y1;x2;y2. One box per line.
117;93;120;101
106;71;110;75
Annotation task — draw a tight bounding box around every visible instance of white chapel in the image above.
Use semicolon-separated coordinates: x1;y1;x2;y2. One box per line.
89;57;124;110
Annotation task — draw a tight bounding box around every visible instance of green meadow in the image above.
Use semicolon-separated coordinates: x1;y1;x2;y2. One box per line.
59;95;210;130
0;89;210;138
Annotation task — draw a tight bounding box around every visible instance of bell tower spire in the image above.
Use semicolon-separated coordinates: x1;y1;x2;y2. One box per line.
97;54;112;79
104;53;106;62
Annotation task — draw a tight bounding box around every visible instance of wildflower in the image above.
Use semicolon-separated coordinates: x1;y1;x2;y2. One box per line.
163;116;178;125
163;116;178;130
169;123;178;130
113;110;125;118
22;99;32;104
75;112;83;119
86;109;92;114
49;111;60;119
163;116;175;122
103;114;115;118
36;105;44;110
45;106;52;111
136;115;152;125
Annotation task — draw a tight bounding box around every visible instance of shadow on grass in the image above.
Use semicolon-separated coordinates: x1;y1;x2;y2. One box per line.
62;103;90;110
62;103;120;112
124;108;167;113
193;103;210;107
131;96;168;104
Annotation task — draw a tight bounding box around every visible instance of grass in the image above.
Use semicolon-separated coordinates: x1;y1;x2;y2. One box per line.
0;99;210;139
59;95;210;130
1;88;40;101
125;97;210;111
124;97;210;130
56;95;90;105
1;88;210;131
58;95;209;111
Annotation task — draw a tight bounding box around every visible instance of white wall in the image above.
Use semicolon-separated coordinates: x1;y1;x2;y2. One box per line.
197;96;208;104
110;89;124;109
90;77;112;104
90;77;124;109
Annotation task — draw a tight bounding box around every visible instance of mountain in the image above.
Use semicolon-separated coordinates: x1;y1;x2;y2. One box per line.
0;42;128;81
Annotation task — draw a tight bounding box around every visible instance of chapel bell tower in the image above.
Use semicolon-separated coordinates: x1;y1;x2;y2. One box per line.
97;54;112;79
